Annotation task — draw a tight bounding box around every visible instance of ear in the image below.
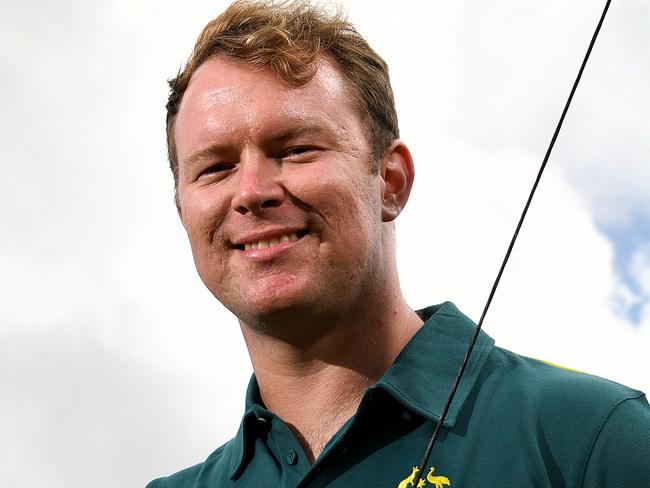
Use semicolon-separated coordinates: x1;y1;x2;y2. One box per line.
379;140;415;222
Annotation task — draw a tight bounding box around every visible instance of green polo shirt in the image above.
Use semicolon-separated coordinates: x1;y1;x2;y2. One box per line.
148;302;650;487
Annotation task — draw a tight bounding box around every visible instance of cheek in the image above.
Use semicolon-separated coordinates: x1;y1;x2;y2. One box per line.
179;187;229;254
289;163;381;236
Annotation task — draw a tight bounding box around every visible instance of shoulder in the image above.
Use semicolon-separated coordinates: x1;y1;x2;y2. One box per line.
146;440;234;488
486;345;645;412
480;345;647;450
146;463;204;488
478;347;649;484
582;391;650;486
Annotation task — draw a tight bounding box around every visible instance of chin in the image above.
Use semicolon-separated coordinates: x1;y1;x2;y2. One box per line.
218;278;317;325
244;293;314;323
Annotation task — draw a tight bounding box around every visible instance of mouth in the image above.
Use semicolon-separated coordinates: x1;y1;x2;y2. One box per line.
233;229;310;251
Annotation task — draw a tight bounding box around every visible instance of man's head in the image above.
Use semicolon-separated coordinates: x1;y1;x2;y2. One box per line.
166;0;399;192
170;0;414;336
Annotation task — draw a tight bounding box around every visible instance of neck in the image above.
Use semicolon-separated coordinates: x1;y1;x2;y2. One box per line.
240;284;422;463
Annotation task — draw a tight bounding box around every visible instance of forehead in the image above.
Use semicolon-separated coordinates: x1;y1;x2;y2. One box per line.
174;56;364;161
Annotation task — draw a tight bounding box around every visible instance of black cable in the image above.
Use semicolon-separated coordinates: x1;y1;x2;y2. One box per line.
412;1;612;485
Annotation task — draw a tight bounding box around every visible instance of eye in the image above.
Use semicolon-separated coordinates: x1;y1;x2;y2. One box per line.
286;147;311;155
279;146;318;160
201;163;235;176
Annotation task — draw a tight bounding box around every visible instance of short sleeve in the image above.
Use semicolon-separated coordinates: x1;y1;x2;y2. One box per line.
581;394;650;488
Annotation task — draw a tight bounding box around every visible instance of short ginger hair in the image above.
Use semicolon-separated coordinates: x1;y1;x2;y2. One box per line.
166;0;399;186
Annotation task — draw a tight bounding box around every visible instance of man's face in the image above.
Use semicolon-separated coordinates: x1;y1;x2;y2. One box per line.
174;56;387;330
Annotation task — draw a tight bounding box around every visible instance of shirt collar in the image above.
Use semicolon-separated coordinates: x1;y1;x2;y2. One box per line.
228;301;495;478
375;301;494;428
228;377;266;479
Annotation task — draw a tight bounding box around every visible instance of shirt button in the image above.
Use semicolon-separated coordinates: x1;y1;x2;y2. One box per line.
286;449;298;466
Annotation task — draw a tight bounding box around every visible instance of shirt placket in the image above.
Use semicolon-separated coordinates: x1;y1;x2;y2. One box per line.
264;412;311;488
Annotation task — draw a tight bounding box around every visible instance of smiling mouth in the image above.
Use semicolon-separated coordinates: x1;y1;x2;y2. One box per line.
234;229;309;251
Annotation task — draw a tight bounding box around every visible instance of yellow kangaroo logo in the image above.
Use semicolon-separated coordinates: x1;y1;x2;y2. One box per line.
397;466;450;488
397;467;426;488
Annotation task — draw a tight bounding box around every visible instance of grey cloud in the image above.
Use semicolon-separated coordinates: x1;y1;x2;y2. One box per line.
0;325;227;487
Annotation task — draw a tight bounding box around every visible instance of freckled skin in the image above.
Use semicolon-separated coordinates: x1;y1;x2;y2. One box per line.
175;56;393;340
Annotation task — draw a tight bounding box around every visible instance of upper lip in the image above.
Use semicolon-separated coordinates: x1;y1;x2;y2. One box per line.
230;226;308;248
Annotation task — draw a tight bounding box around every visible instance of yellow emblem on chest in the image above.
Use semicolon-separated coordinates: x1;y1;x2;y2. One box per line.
397;466;451;488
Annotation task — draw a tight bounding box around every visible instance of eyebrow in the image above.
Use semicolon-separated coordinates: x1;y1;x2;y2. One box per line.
270;123;336;143
182;123;338;168
183;144;229;169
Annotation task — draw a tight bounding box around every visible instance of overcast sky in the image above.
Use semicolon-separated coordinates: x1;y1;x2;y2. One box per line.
1;0;648;486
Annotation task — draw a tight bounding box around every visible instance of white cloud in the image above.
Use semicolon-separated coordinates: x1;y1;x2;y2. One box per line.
630;243;650;297
0;325;245;487
0;0;648;486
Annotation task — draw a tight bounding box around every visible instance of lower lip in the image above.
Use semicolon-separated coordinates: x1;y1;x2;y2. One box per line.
237;235;307;262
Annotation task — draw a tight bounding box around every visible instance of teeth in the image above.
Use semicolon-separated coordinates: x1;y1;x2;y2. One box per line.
242;232;301;251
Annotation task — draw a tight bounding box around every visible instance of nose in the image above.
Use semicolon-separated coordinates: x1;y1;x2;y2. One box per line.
231;152;285;215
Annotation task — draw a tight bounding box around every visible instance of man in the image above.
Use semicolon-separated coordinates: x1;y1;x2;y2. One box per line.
148;1;650;486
